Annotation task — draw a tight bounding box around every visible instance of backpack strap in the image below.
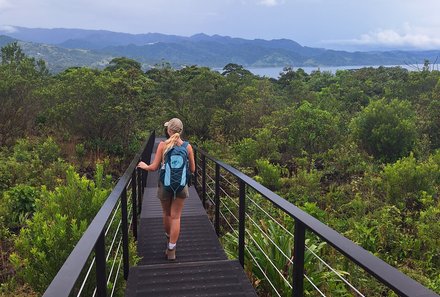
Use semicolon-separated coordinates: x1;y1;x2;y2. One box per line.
181;141;189;149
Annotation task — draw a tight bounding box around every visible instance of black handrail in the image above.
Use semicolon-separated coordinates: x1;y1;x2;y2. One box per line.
195;147;439;297
43;131;156;297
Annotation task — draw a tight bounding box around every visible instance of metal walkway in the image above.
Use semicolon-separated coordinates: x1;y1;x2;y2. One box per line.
125;139;257;297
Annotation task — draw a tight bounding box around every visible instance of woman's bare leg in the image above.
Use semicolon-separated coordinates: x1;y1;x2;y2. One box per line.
169;198;185;244
160;199;172;236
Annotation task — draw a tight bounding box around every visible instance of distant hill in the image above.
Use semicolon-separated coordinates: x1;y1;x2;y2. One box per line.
1;26;439;72
0;34;113;73
0;35;17;47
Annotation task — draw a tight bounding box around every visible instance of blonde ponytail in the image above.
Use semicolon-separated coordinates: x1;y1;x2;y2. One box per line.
163;132;180;161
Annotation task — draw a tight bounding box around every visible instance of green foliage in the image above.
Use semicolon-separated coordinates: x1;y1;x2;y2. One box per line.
351;98;417;162
10;164;111;293
287;101;340;158
10;213;88;293
221;63;253;78
0;137;67;193
1;42;27;66
222;219;349;296
417;200;440;269
0;185;39;230
196;139;231;161
75;143;86;163
105;57;142;72
321;142;372;186
255;159;282;190
382;153;439;209
0;43;48;146
281;168;323;205
1;47;440;295
34;137;60;164
254;127;282;162
44;66;152;157
234;138;259;167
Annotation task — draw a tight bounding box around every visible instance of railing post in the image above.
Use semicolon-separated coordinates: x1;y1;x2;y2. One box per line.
121;188;130;280
214;163;220;236
131;171;138;240
238;179;246;268
201;154;206;208
137;167;142;214
95;231;107;297
293;220;306;297
194;148;198;190
141;171;147;194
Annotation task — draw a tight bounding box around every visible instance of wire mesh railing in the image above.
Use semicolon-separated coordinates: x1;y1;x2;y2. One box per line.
193;147;439;297
43;131;156;297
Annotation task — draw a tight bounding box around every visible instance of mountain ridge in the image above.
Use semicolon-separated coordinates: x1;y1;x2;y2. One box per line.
1;26;439;72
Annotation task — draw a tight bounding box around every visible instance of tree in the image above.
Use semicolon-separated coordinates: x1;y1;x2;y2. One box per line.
287;102;340;163
277;67;312;102
0;43;48;146
177;67;226;139
44;67;148;157
105;57;142;72
1;42;26;65
350;98;417;162
221;63;252;78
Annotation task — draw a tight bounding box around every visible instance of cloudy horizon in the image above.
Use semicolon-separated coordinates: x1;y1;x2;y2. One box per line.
1;0;440;51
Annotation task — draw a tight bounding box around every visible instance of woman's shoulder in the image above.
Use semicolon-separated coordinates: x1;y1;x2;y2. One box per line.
185;141;193;151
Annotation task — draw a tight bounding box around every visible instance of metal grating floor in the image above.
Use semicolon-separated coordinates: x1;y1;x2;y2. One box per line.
125;138;257;297
125;260;256;297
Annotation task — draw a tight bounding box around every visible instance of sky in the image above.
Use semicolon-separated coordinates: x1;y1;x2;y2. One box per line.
1;0;440;50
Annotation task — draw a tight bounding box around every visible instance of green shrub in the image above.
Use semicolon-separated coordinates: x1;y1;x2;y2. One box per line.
0;137;67;192
382;153;439;209
0;185;39;230
281;168;322;205
222;220;349;296
234;138;258;168
255;159;282;190
417;202;440;269
10;164;111;293
34;137;60;165
350;98;417;162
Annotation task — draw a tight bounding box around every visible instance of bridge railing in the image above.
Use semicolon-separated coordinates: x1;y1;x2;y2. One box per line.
193;147;439;297
43;131;155;297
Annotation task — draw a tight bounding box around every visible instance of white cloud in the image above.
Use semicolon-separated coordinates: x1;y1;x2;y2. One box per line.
325;24;440;50
259;0;284;7
0;25;16;33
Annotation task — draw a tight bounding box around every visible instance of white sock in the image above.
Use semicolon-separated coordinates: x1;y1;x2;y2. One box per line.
168;242;176;250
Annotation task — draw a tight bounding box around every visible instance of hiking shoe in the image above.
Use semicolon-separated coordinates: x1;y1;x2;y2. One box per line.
167;248;176;261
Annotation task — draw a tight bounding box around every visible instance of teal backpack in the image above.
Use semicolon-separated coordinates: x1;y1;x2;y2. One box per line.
160;142;189;197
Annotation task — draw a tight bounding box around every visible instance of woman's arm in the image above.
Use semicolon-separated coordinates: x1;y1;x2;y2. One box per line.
187;144;196;173
137;142;164;171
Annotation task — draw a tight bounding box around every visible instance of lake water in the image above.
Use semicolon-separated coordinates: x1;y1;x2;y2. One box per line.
245;65;413;78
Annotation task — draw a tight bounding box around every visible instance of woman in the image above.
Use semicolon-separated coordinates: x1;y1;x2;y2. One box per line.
137;118;195;260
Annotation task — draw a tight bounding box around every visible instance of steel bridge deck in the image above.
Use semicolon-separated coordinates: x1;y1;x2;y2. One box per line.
125;139;257;297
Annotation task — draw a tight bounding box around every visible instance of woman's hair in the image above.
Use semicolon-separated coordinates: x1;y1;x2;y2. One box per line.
162;131;180;160
164;127;170;139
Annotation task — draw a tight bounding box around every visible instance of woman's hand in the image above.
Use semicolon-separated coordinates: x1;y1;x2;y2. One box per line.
137;161;149;171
